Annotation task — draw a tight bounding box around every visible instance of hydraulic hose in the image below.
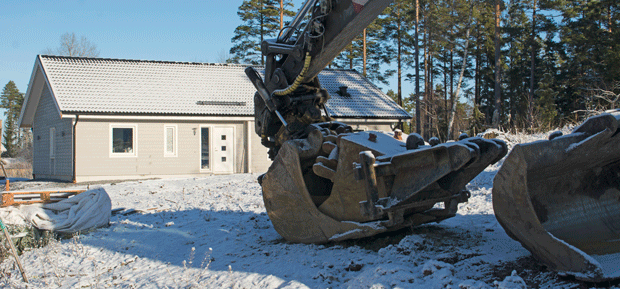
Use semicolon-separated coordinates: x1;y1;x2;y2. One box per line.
273;52;312;96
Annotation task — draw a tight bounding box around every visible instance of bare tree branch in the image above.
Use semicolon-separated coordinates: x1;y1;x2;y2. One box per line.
44;32;100;57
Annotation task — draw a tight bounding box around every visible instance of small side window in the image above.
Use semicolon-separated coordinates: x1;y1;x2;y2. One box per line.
110;124;137;157
164;125;177;157
50;127;55;158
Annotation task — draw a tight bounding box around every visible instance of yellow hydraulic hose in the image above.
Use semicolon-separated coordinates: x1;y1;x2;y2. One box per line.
273;52;312;96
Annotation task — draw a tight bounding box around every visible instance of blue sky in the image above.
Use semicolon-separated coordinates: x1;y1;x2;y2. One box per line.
1;0;408;119
1;1;272;92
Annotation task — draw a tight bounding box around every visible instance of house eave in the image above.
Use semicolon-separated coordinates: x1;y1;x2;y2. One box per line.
61;113;256;122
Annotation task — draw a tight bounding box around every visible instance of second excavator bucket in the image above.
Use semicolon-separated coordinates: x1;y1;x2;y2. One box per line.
493;109;620;282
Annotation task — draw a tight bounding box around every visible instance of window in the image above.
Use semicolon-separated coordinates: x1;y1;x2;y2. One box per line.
49;127;55;158
164;125;177;157
110;124;137;157
201;127;209;170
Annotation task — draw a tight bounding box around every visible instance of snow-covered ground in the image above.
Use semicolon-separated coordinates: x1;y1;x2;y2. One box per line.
1;129;618;288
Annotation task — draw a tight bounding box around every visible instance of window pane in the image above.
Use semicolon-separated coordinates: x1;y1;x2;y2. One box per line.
166;127;174;154
50;128;55;157
113;128;133;153
201;128;209;169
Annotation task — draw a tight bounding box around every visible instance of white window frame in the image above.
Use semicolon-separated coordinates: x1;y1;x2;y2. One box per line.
199;125;212;172
109;124;138;158
164;125;178;157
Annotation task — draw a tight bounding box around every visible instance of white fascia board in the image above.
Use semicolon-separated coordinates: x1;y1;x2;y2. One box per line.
37;56;64;120
332;118;404;123
18;57;45;128
61;115;401;123
61;114;255;122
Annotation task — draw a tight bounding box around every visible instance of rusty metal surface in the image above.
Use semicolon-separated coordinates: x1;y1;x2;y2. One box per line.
260;122;507;243
493;109;620;282
260;129;391;243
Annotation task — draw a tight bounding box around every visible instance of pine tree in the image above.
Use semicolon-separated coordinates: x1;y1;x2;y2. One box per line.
555;0;620;119
376;0;415;130
534;72;558;130
1;81;25;157
492;0;502;128
229;0;295;65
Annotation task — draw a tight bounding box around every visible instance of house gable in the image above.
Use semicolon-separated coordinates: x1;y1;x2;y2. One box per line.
19;56;63;128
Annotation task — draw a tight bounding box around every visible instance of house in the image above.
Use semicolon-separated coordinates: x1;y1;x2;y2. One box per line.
18;55;411;182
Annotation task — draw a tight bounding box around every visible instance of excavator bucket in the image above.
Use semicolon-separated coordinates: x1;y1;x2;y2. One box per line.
260;122;507;243
493;109;620;282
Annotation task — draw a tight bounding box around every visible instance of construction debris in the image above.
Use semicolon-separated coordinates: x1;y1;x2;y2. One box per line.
1;190;86;207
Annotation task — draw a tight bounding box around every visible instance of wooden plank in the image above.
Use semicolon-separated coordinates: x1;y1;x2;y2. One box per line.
1;190;86;207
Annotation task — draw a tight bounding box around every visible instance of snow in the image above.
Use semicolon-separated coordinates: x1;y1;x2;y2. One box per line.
591;253;620;279
1;129;618;288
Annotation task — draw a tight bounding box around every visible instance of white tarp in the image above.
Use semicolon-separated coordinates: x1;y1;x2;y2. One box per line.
20;188;111;234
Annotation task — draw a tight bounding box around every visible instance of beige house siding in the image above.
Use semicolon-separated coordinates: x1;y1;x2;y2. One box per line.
345;121;394;132
74;119;251;182
245;120;399;176
29;109;400;182
249;123;271;173
32;85;73;181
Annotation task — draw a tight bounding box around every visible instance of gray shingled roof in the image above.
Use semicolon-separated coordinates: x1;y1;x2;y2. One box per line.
36;55;410;119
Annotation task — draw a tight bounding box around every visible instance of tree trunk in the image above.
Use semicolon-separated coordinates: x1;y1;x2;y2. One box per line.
528;0;537;129
475;30;480;106
280;0;284;31
448;25;471;140
397;9;403;130
260;0;265;65
397;18;402;106
428;14;434;138
444;54;448;120
349;45;354;69
363;29;367;77
492;0;501;128
450;48;454;110
423;14;429;138
415;0;421;134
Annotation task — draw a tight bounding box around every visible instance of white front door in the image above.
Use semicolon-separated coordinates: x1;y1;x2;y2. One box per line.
212;127;234;174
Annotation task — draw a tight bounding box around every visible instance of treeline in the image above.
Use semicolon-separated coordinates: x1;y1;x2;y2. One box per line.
1;81;32;159
229;0;619;140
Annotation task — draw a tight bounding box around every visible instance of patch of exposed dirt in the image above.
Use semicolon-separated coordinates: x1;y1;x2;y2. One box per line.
488;256;620;289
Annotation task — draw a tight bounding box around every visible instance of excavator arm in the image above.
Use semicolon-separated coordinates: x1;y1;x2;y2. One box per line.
246;0;393;159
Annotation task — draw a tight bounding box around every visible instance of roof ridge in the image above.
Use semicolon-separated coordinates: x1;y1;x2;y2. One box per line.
38;54;254;68
39;55;371;72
